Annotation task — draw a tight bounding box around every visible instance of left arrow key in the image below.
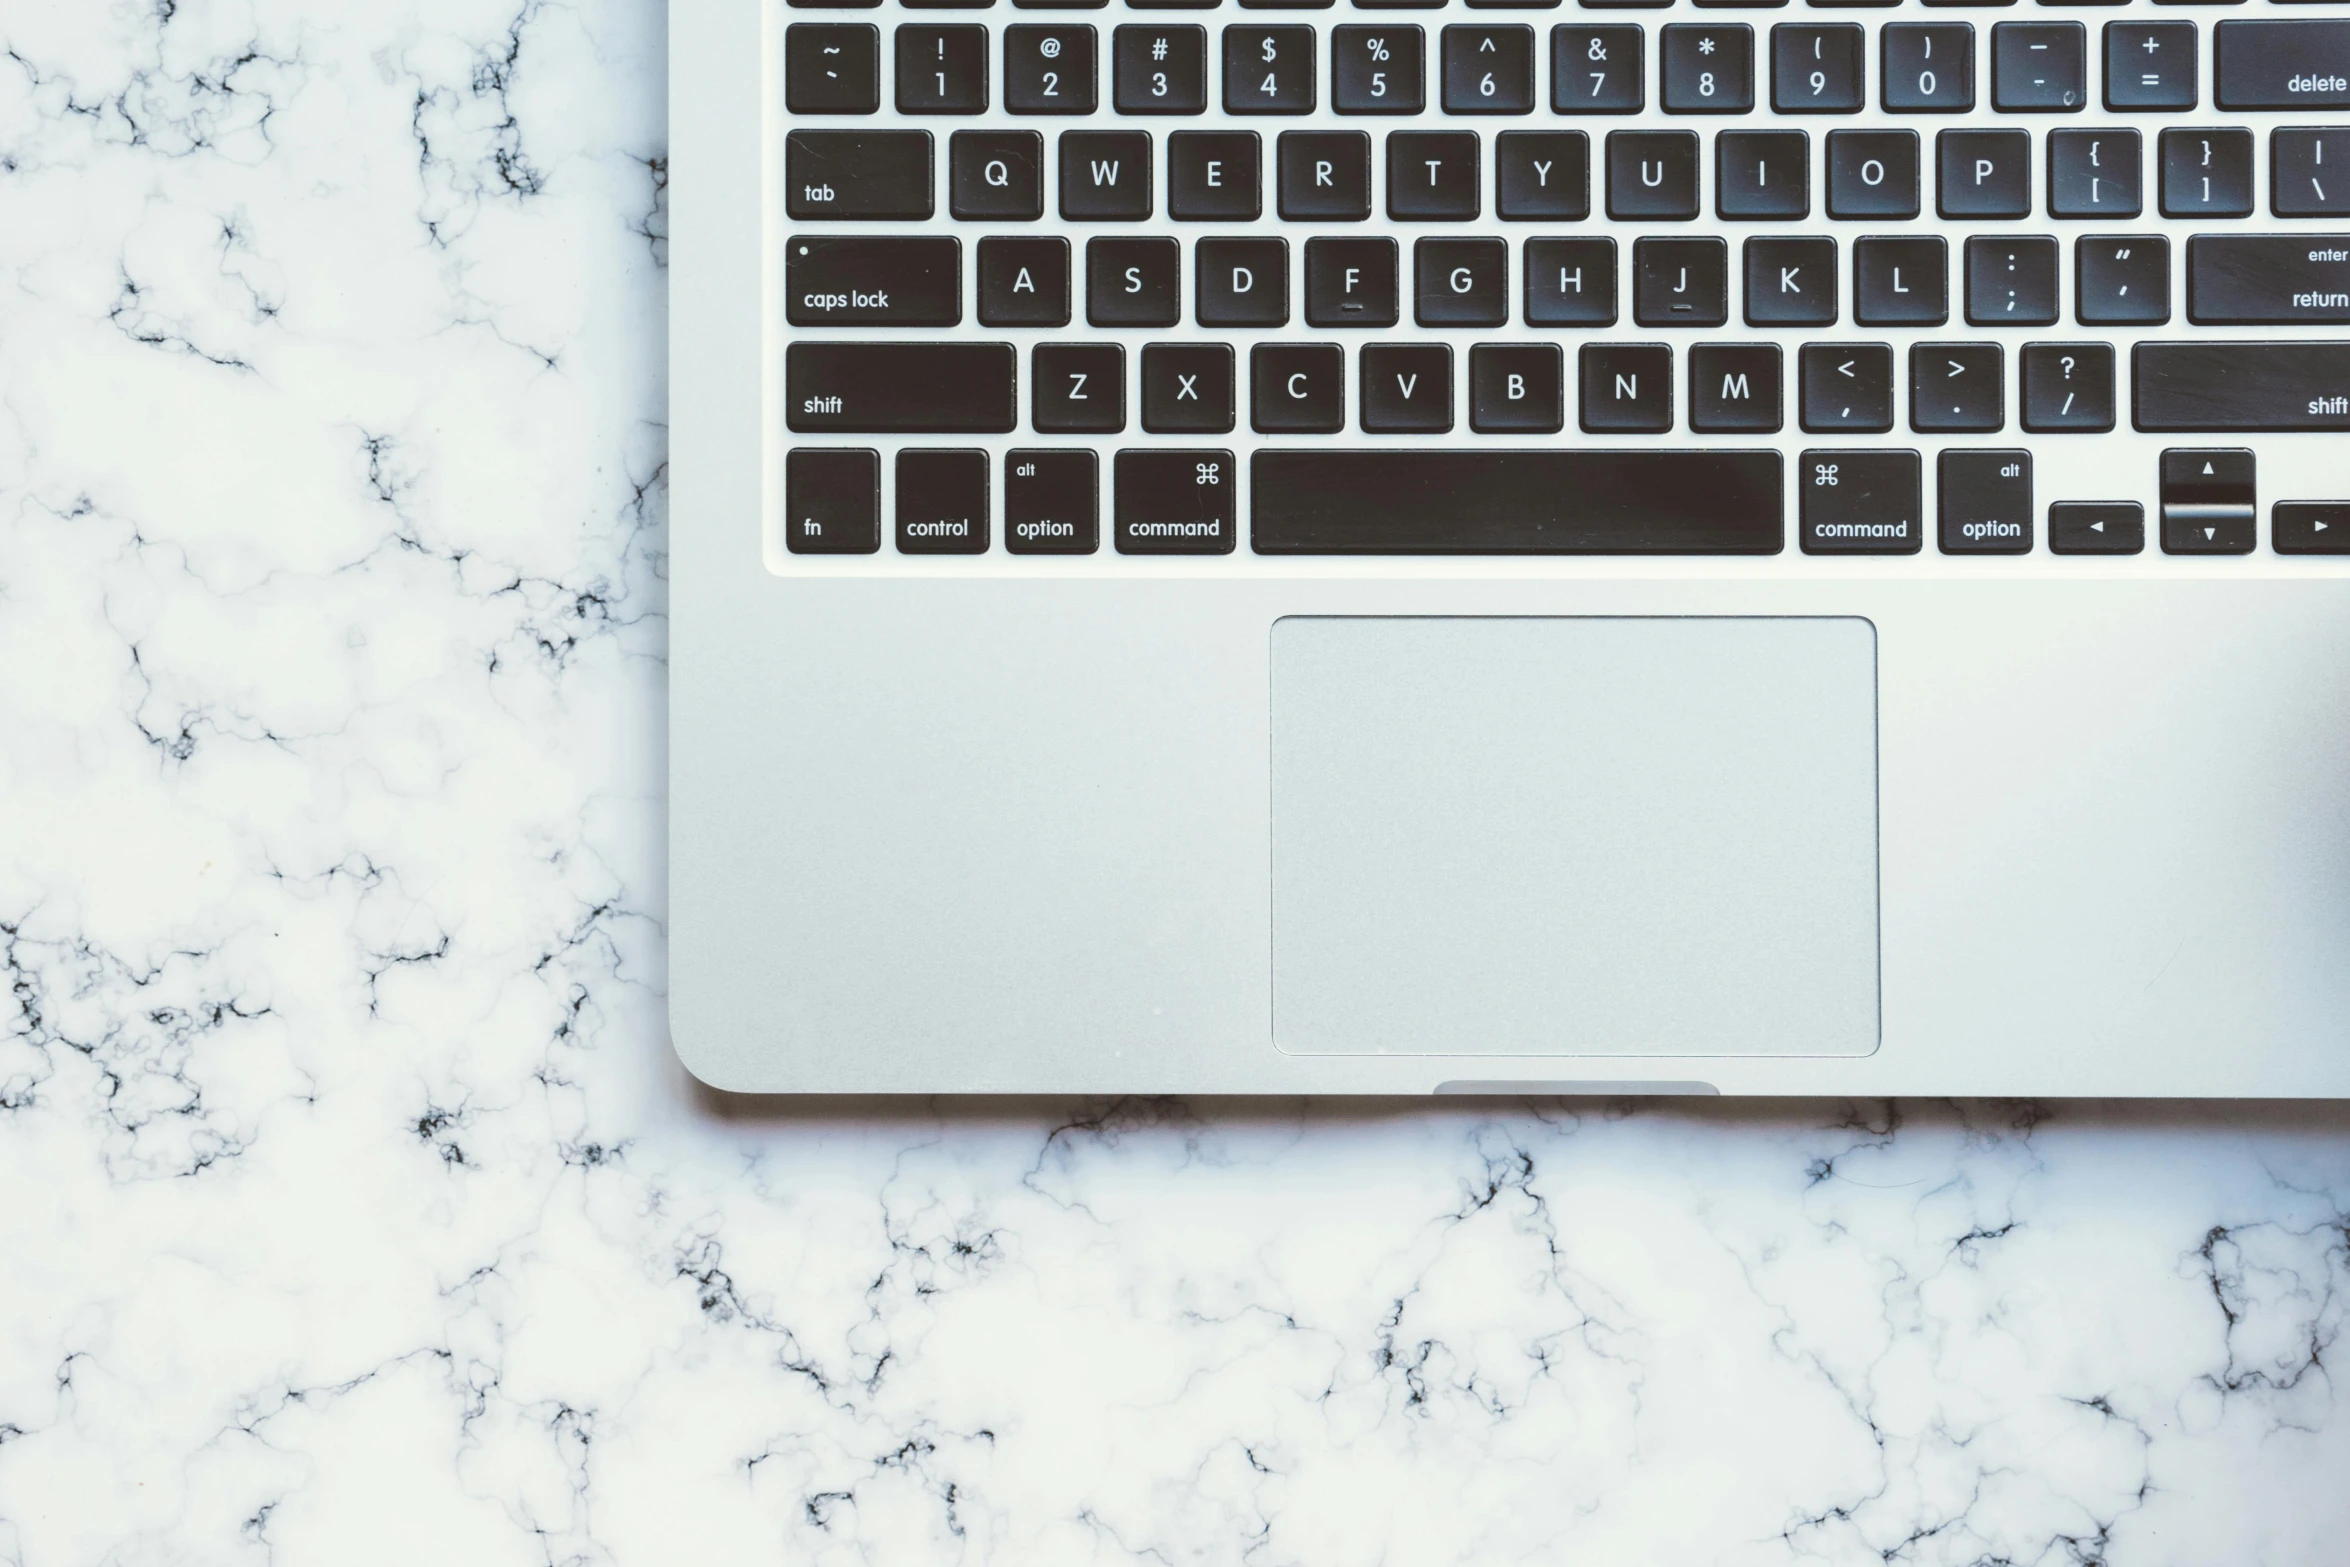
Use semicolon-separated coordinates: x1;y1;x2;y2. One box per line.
787;237;962;328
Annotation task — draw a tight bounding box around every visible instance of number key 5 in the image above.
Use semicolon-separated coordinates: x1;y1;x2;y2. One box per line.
1333;25;1424;116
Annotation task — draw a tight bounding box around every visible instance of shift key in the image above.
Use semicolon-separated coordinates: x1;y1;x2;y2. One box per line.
787;236;961;326
787;342;1017;433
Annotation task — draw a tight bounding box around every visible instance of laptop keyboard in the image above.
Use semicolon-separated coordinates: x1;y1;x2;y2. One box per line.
775;0;2350;559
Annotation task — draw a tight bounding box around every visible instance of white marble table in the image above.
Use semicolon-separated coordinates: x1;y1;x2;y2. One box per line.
2;3;2347;1560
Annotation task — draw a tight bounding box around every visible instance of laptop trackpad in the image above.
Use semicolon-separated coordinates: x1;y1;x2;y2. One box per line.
1271;617;1879;1057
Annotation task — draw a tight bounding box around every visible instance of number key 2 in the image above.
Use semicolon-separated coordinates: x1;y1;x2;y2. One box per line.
1224;27;1317;115
1005;25;1097;116
1333;25;1424;116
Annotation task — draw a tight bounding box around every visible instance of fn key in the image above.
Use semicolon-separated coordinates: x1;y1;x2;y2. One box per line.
786;448;880;554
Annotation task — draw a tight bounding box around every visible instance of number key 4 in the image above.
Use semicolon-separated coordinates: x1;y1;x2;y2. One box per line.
1224;26;1317;115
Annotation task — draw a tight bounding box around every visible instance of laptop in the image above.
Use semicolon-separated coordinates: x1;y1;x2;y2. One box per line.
670;0;2350;1095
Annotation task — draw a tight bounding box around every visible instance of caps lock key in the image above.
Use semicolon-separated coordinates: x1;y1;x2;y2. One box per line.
786;237;962;327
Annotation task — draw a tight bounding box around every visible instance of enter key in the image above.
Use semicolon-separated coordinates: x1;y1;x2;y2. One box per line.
2186;235;2350;325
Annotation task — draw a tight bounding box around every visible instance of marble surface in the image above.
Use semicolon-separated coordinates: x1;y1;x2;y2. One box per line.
3;2;2349;1561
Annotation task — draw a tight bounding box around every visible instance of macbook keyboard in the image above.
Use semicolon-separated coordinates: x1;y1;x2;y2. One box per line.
775;0;2350;558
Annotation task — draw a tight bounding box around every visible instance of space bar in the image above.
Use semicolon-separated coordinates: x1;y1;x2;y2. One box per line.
1249;449;1784;554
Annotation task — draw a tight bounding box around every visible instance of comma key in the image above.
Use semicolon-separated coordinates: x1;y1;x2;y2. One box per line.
1114;449;1237;554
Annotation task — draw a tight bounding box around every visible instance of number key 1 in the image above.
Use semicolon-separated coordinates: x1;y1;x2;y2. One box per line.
1333;25;1425;115
1551;25;1644;115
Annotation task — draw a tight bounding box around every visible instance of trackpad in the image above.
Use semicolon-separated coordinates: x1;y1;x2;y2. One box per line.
1271;617;1879;1056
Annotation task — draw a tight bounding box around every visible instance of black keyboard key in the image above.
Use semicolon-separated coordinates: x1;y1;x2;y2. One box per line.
2076;234;2168;325
1249;449;1782;554
1142;343;1236;432
2272;502;2350;556
2187;234;2350;325
1774;23;1864;113
898;24;990;112
978;236;1070;325
951;130;1043;219
1578;344;1673;432
786;342;1016;432
2159;448;2256;554
1416;238;1510;324
1033;343;1125;432
1196;237;1291;324
1689;344;1784;432
1087;237;1181;324
1992;22;2086;112
1744;236;1837;324
1717;130;1811;218
1908;342;2004;432
1306;237;1400;325
1799;449;1922;555
1360;344;1455;432
1059;131;1152;218
1005;450;1099;555
787;24;882;114
1937;128;2030;217
1114;24;1208;113
786;448;881;554
787;235;962;328
2105;21;2195;111
1827;130;1920;218
1553;25;1645;113
1799;342;1894;431
1937;449;2032;554
1606;130;1701;219
2020;340;2115;431
2133;342;2350;431
1443;25;1536;113
1115;450;1236;554
2047;128;2140;217
1169;131;1262;219
1634;237;1729;326
896;449;990;554
1853;235;1946;324
1333;24;1425;112
1662;23;1755;112
1472;343;1566;431
1965;235;2059;324
2048;500;2144;556
1226;25;1318;112
1882;23;1974;113
2159;128;2253;218
1497;131;1591;219
2271;129;2350;218
1387;131;1482;218
1279;131;1372;219
2215;21;2350;111
1524;237;1618;324
1005;24;1096;113
1252;344;1346;432
788;130;933;219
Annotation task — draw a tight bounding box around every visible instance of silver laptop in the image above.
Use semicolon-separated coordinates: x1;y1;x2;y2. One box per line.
670;0;2350;1095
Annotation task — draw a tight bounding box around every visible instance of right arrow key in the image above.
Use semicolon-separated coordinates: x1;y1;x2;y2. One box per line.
2273;501;2350;555
2160;447;2257;555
